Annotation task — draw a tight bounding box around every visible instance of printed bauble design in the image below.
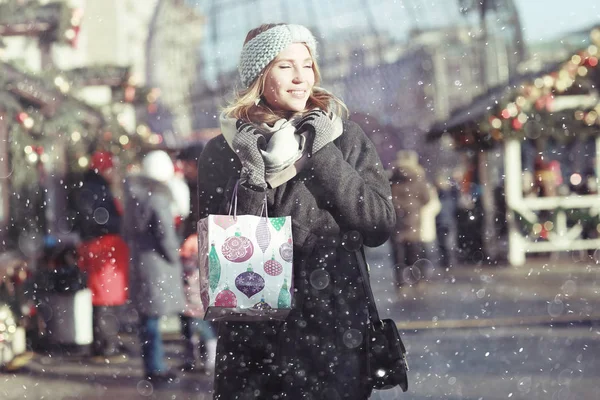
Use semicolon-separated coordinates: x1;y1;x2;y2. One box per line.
270;217;286;231
279;238;293;262
235;266;265;298
208;243;221;291
256;217;271;253
253;297;272;310
215;287;237;307
264;255;283;276
222;231;254;262
278;279;292;308
213;215;236;230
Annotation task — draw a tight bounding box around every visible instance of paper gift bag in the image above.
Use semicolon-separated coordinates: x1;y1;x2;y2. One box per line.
198;193;293;321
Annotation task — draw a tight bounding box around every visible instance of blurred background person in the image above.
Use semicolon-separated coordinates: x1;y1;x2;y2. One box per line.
420;179;441;279
122;150;185;384
534;155;561;197
178;232;217;374
168;161;191;241
72;150;129;361
390;150;430;287
175;144;205;240
435;170;459;270
173;145;216;374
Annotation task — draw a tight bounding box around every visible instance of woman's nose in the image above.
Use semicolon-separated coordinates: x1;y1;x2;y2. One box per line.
292;67;305;83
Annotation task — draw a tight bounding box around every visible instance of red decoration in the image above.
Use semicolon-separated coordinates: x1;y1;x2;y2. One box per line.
215;288;237;307
124;86;136;102
264;256;283;276
16;112;28;123
69;26;81;48
222;233;254;263
511;119;523;130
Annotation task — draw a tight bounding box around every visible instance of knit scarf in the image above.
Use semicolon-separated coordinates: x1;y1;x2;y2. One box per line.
220;112;343;188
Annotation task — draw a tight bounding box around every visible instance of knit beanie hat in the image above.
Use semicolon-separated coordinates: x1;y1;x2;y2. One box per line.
238;24;317;88
141;150;174;183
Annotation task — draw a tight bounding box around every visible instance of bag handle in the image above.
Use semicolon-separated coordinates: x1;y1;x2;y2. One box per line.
228;180;240;217
228;179;268;220
353;247;382;327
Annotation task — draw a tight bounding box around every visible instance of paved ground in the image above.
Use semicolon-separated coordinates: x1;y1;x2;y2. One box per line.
1;243;600;399
365;245;600;400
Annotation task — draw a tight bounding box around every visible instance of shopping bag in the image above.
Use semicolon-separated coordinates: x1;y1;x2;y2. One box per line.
198;182;293;321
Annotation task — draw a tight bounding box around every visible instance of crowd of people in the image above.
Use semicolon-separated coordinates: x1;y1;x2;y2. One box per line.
66;147;216;383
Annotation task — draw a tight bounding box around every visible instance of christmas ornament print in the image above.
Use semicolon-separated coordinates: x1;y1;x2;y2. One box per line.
208;243;221;291
278;279;292;308
213;215;236;230
235;266;265;298
279;238;293;262
253;297;272;310
222;231;254;262
256;217;271;253
270;217;286;231
264;255;283;276
215;287;237;307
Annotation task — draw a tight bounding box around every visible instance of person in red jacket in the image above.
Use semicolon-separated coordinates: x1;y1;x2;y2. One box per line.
73;151;129;361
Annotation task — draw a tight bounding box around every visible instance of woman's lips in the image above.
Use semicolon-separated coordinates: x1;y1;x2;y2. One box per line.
288;90;306;98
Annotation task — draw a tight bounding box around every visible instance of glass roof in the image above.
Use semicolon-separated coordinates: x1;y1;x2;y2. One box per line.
186;0;468;84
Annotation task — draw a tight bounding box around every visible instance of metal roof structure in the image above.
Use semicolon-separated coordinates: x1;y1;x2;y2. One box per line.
185;0;525;169
187;0;469;83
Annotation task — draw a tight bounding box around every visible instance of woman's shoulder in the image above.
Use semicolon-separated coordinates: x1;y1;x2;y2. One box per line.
341;119;368;140
198;134;235;162
337;118;373;150
203;134;229;153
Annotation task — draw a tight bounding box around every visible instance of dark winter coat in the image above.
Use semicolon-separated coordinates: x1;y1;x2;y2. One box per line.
73;171;128;306
122;175;185;318
197;120;395;400
73;171;121;240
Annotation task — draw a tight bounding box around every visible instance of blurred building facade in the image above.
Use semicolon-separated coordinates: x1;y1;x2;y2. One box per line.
1;0;203;136
146;0;203;140
0;0;202;256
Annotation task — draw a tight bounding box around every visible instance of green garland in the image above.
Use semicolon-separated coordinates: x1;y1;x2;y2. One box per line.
0;1;74;45
451;27;600;150
513;207;600;240
64;65;131;87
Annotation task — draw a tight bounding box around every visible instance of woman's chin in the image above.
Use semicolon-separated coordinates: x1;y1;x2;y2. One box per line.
283;101;308;113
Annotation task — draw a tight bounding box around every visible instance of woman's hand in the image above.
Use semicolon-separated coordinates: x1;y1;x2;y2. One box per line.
295;109;335;155
232;120;268;190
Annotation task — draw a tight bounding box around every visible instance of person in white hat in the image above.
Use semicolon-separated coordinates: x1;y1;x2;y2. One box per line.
121;150;185;384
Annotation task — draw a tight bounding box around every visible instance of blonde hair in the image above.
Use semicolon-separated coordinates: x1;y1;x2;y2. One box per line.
222;23;348;125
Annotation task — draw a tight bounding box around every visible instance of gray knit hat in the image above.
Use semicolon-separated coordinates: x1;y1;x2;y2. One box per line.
238;24;318;88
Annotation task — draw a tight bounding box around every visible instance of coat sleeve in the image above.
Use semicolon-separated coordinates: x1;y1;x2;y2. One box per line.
197;137;268;220
308;120;395;247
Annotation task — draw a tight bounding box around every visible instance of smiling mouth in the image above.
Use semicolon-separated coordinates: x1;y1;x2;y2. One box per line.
288;90;306;98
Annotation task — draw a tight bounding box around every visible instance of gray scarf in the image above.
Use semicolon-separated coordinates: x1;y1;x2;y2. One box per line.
220;113;343;188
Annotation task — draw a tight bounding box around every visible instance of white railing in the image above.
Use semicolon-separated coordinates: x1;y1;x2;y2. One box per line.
504;138;600;265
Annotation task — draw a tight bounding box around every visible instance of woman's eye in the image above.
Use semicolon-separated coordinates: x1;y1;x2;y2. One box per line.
279;65;291;69
304;65;313;69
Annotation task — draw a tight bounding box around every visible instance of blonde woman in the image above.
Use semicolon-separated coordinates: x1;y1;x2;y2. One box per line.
196;23;395;399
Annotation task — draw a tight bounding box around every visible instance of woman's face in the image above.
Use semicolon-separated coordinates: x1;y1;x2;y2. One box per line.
262;43;315;113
